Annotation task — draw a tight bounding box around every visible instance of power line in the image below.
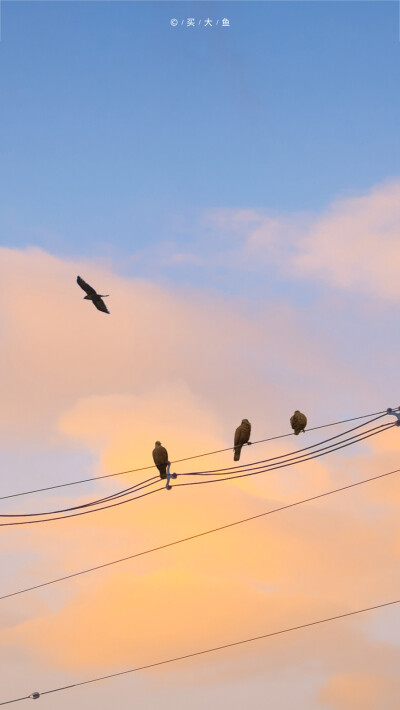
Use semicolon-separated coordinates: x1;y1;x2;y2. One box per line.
1;416;392;520
177;423;395;487
179;419;391;476
0;478;161;519
1;598;399;705
1;466;399;601
0;485;165;527
0;408;391;502
0;423;392;527
1;422;393;525
177;413;388;475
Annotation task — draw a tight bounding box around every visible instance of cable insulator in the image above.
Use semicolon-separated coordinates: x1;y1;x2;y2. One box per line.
386;407;400;425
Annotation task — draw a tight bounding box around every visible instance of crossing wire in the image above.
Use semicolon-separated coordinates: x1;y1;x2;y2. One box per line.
175;413;389;474
0;421;393;525
0;408;393;502
0;485;165;527
176;423;395;487
0;477;161;518
179;419;391;476
1;598;399;705
0;414;392;519
0;466;399;601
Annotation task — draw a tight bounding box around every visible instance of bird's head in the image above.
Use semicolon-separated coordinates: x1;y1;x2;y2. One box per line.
155;441;161;447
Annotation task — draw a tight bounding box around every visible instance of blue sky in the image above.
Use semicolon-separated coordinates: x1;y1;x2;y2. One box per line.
1;1;399;269
1;4;400;708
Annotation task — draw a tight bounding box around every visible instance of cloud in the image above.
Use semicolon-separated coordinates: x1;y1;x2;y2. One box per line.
318;672;400;710
57;385;225;480
184;179;400;302
2;416;400;675
0;245;239;444
0;243;360;448
0;243;399;709
293;181;400;300
2;482;400;697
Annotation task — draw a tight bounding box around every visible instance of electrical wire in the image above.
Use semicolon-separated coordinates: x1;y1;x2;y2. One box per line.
175;423;395;487
174;424;396;488
1;466;399;602
1;415;391;519
0;478;161;518
0;485;165;527
179;418;390;475
0;408;392;502
0;422;394;525
1;598;399;705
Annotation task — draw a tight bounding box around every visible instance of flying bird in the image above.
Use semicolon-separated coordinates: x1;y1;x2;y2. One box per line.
233;419;251;461
290;410;307;435
152;441;169;479
76;276;110;314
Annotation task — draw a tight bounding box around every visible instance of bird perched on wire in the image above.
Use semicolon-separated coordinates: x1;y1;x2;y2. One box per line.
233;419;251;461
152;441;170;480
290;410;307;435
76;276;110;314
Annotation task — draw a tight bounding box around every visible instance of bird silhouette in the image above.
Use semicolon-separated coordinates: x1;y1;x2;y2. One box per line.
77;276;110;314
152;441;169;479
290;410;307;435
234;419;251;461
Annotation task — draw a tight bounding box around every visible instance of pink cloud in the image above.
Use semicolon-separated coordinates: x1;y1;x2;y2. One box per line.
1;243;399;707
204;180;400;301
293;181;400;300
0;244;360;449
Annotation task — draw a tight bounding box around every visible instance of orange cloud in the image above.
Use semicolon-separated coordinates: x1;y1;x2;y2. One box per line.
0;243;358;452
1;244;399;708
319;672;400;709
2;461;399;677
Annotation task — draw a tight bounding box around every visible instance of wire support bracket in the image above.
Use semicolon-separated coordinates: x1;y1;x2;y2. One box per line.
386;407;400;425
166;463;178;490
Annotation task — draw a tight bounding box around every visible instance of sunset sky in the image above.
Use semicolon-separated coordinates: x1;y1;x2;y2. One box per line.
1;2;400;708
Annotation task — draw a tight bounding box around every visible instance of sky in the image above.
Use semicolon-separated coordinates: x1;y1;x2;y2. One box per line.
0;1;400;708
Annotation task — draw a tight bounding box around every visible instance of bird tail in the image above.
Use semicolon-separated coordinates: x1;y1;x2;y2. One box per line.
234;447;241;461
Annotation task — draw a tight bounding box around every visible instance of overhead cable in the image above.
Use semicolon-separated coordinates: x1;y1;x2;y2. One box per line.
0;415;391;519
179;418;390;475
1;466;399;601
1;598;399;705
0;422;394;525
0;421;393;524
0;486;165;527
176;422;395;487
0;408;391;502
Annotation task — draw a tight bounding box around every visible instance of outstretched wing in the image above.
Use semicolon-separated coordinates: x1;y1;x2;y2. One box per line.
77;276;97;297
93;297;110;314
